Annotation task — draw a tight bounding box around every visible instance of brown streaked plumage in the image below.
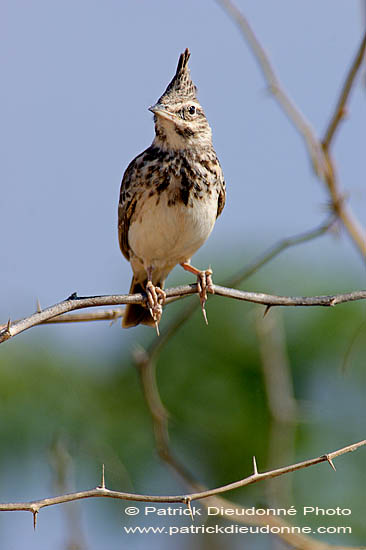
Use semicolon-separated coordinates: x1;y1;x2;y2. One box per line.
118;48;226;331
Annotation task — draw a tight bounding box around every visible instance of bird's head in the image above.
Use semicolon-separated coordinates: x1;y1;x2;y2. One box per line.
149;49;212;151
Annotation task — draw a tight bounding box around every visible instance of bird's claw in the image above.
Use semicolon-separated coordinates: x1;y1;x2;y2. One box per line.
196;268;214;325
146;281;166;335
180;262;215;325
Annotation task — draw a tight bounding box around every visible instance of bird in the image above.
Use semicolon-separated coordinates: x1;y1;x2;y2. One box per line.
118;48;225;332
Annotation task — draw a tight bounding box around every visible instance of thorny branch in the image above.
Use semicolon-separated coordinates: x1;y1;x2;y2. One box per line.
0;441;364;524
135;348;366;550
1;285;365;344
216;0;366;257
323;32;366;148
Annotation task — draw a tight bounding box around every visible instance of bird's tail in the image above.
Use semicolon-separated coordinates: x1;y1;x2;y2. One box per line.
122;277;163;329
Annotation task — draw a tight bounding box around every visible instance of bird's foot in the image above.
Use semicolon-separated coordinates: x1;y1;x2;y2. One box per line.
180;263;214;325
145;281;166;335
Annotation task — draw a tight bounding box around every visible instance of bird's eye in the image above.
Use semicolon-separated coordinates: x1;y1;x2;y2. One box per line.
188;105;196;115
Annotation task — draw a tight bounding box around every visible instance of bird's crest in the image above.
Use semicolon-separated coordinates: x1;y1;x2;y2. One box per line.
158;48;197;104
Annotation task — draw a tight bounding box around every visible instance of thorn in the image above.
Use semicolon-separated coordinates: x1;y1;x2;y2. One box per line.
263;305;271;318
253;456;258;476
326;455;336;472
67;292;78;300
33;510;38;530
100;464;106;488
6;318;11;332
36;298;42;313
202;305;209;326
184;497;194;522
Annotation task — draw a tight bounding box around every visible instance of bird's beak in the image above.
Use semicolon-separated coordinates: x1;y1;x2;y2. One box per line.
148;103;176;121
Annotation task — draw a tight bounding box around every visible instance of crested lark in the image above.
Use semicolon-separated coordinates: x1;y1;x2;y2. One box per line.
118;48;225;330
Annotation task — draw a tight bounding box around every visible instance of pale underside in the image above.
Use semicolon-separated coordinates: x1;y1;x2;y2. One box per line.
128;182;218;286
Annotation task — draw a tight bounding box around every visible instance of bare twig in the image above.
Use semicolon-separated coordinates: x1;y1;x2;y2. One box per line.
256;310;297;424
0;441;364;513
1;286;365;344
216;0;366;256
256;309;298;507
43;308;124;324
215;0;324;175
312;29;366;255
134;347;198;485
342;319;366;373
49;436;86;548
320;149;366;257
210;286;366;307
323;33;366;148
225;217;335;288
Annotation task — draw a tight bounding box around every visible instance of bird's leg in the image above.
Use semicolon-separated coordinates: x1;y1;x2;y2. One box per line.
146;267;166;335
180;262;214;325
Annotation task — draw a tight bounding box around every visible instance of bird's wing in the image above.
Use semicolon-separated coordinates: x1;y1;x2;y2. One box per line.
215;157;226;218
217;179;226;218
118;154;143;261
